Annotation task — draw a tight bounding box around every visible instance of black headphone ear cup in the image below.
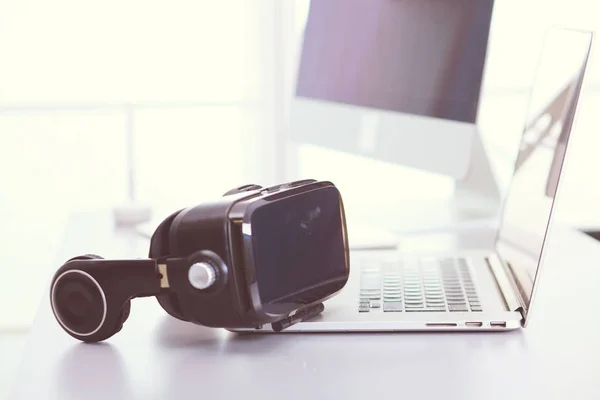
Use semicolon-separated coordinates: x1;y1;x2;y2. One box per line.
120;300;131;323
107;300;131;338
78;300;131;343
68;254;134;327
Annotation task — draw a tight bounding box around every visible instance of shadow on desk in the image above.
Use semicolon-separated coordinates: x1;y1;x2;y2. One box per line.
57;343;134;400
155;317;283;354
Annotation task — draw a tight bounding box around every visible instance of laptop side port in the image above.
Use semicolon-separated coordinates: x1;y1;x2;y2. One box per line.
490;321;507;327
425;323;458;327
465;322;483;327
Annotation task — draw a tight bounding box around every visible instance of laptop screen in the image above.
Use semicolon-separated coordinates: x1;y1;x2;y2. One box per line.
495;28;592;317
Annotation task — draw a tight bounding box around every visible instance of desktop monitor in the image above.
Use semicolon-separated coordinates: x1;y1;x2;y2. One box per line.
290;0;495;181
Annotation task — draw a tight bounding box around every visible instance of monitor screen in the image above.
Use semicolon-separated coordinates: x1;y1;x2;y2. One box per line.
295;0;494;124
496;28;592;312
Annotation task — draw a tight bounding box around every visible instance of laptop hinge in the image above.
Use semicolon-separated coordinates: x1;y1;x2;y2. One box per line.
487;253;527;323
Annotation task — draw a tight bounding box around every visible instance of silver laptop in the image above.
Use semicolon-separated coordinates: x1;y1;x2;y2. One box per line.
237;27;593;332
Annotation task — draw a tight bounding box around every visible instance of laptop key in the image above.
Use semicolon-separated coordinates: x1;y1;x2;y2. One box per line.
426;295;445;300
383;291;402;297
384;282;402;287
384;293;403;298
360;289;381;294
383;302;403;312
426;301;445;307
404;297;424;303
424;283;442;289
384;290;402;295
426;296;444;301
361;294;380;301
362;286;381;292
449;304;469;312
426;299;445;304
361;294;381;300
443;279;461;285
384;291;402;296
384;285;402;290
384;297;403;302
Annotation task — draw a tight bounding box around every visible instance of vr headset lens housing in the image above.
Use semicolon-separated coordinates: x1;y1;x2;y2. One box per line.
240;184;349;317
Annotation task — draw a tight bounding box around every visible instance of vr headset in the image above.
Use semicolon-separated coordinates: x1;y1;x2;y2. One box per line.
49;179;350;342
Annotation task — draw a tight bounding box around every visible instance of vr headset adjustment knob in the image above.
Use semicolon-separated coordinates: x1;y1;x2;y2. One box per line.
188;262;217;290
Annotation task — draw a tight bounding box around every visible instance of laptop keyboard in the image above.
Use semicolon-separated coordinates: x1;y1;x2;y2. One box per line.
357;257;482;313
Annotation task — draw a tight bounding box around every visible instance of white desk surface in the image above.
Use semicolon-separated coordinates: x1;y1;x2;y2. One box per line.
8;212;600;400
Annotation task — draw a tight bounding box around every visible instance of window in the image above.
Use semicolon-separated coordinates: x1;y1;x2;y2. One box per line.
0;0;281;328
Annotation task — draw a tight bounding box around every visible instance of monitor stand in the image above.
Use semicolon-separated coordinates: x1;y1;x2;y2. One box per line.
289;129;503;240
450;127;502;227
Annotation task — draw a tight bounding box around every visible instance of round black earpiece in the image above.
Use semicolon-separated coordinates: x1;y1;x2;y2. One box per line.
63;254;132;331
51;255;106;342
50;254;160;342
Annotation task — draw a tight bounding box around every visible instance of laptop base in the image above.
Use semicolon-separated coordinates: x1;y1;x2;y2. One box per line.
230;249;523;333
